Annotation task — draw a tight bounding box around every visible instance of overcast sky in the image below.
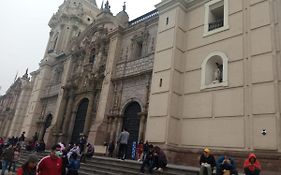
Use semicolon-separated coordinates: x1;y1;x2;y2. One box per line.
0;0;161;95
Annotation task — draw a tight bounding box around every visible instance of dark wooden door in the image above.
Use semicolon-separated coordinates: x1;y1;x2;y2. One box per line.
122;102;141;159
71;98;89;143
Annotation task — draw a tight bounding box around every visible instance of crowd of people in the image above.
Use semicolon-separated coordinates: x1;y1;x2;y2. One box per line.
0;133;94;175
199;148;261;175
0;130;263;175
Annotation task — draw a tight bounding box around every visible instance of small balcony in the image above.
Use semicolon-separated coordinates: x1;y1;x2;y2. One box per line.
208;19;224;31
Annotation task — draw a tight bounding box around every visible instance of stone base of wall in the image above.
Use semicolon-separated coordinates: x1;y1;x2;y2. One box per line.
160;145;281;173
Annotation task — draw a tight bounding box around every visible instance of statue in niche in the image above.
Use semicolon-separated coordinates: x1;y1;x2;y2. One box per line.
213;62;223;84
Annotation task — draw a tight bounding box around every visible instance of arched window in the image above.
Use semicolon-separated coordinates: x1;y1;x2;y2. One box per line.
201;51;228;89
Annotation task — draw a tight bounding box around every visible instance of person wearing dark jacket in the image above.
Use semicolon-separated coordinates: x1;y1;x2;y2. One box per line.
140;144;154;174
61;149;69;175
16;154;37;175
142;141;149;161
152;146;167;172
199;148;216;175
108;141;115;157
67;153;80;175
1;145;14;175
243;153;261;175
216;155;238;175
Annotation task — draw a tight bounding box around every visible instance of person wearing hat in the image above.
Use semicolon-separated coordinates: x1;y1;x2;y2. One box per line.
199;148;216;175
16;154;37;175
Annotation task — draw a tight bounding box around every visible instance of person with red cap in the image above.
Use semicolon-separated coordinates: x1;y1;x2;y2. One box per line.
243;153;261;175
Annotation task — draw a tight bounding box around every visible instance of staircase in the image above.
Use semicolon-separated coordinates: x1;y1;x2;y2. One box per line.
19;151;199;175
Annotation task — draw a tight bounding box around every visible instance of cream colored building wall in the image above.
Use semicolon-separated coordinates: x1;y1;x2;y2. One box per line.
21;65;52;138
8;79;33;137
148;0;281;152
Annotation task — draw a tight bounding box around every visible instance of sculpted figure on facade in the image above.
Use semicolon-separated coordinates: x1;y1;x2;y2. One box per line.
213;62;223;83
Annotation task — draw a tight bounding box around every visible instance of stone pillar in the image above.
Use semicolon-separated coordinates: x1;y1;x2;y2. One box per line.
109;116;118;142
4;119;12;138
61;93;75;142
55;92;68;133
0;120;5;137
83;95;95;136
66;110;77;143
138;112;147;142
115;115;123;142
38;119;46;142
106;115;113;142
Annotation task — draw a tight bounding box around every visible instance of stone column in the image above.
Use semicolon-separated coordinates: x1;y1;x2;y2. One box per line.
106;115;113;142
0;120;6;137
138;112;148;142
66;110;77;143
115;115;123;142
0;120;2;136
83;95;95;136
4;119;12;138
109;116;118;142
55;92;68;133
61;93;75;142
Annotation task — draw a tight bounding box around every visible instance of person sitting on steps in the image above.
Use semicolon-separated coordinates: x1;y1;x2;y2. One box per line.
199;148;216;175
216;155;238;175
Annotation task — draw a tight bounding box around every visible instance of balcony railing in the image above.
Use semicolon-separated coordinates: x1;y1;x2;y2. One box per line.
129;9;158;26
208;19;224;31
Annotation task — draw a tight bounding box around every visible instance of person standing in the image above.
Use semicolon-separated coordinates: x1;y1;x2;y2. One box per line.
67;153;80;175
140;144;154;174
32;132;38;143
9;146;21;173
17;154;38;175
37;144;63;175
199;148;216;175
107;141;115;157
79;135;87;154
19;132;25;142
243;153;261;175
1;144;14;175
117;128;130;160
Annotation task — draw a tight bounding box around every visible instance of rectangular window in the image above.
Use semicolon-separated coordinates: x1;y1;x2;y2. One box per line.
208;1;224;31
136;42;143;58
166;17;169;25
204;0;229;36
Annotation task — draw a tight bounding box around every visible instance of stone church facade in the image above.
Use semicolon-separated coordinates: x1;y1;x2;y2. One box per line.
1;0;281;171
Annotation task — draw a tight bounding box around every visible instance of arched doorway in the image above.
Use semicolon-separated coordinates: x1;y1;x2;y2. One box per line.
71;98;89;143
122;102;141;159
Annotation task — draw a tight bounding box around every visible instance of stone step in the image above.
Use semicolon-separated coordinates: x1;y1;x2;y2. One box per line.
19;151;199;175
19;151;279;175
86;156;197;175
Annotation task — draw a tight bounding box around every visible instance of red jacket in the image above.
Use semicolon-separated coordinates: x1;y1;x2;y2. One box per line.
17;167;36;175
37;155;62;175
243;153;261;172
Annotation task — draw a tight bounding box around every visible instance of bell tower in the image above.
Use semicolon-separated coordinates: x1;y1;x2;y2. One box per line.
20;0;101;141
45;0;101;57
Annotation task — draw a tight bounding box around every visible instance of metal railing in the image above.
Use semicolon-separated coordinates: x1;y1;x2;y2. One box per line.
129;9;158;26
208;19;224;31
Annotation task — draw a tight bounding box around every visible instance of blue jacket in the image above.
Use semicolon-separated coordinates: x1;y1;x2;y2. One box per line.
68;159;80;171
